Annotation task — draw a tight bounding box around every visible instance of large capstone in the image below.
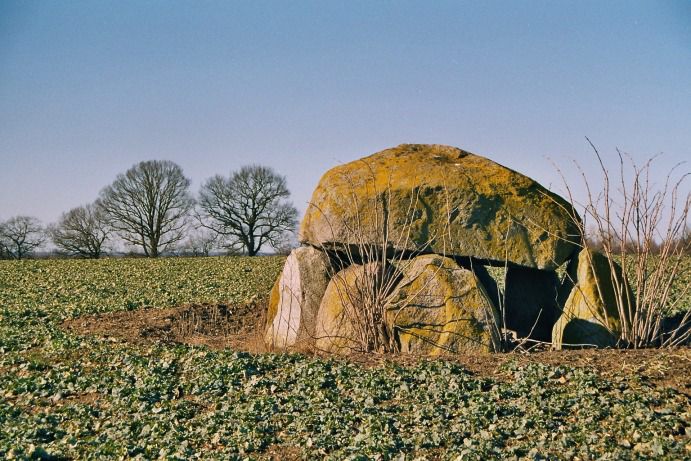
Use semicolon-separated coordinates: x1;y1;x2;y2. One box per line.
388;255;501;354
300;144;581;270
265;246;331;349
552;249;633;349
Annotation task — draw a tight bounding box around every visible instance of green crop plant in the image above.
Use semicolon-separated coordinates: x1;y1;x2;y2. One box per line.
0;257;689;459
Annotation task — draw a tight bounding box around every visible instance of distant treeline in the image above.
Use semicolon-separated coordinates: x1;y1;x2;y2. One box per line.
584;231;691;256
0;160;298;260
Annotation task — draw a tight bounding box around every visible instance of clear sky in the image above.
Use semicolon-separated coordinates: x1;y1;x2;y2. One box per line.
1;0;690;225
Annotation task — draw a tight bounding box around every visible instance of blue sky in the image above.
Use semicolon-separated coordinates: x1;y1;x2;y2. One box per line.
1;0;690;224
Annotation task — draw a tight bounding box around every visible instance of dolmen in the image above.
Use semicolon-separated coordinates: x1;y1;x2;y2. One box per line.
265;144;631;354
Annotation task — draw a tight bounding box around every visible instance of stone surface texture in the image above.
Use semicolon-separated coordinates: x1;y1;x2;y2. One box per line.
388;255;501;354
552;249;632;349
265;246;331;348
314;263;384;353
300;144;581;270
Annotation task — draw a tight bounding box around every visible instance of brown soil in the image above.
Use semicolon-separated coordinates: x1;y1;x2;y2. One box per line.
61;301;269;353
61;304;691;395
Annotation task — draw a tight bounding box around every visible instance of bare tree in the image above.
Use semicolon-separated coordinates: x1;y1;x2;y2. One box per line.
0;216;46;260
98;160;193;257
197;165;298;256
49;204;111;258
181;229;219;257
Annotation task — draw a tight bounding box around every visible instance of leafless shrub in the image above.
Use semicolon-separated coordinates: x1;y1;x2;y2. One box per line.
557;139;690;348
180;229;219;257
173;304;231;338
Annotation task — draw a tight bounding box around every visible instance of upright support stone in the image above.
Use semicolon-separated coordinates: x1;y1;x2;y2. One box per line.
388;255;501;354
265;246;331;349
552;249;634;349
314;263;384;353
265;275;281;331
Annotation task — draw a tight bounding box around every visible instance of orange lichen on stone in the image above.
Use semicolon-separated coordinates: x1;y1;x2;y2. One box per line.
300;144;581;270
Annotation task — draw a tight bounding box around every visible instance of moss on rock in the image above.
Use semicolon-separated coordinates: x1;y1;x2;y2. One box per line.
265;275;281;333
